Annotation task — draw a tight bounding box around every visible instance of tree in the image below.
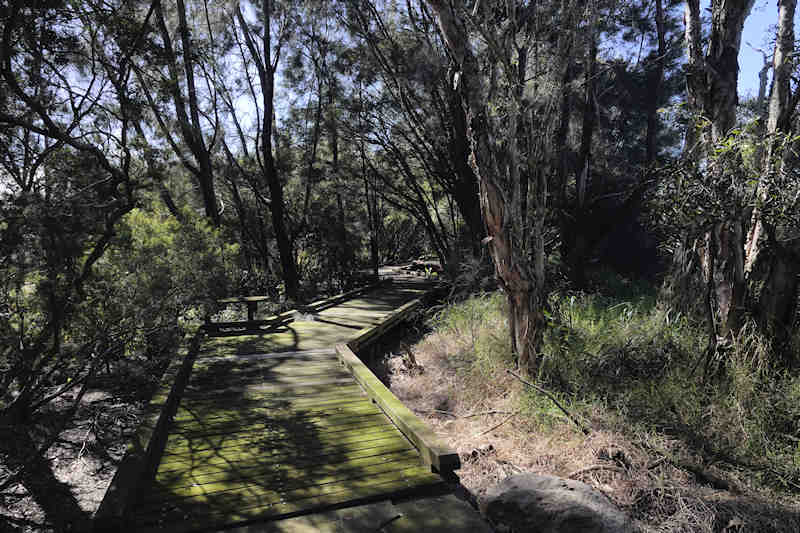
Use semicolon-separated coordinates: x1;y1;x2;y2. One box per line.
233;0;300;300
135;0;222;226
426;0;547;375
663;0;753;361
345;0;485;265
0;1;149;527
745;0;799;355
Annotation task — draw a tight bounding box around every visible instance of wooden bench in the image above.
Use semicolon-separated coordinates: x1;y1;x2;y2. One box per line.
203;296;295;333
215;295;270;323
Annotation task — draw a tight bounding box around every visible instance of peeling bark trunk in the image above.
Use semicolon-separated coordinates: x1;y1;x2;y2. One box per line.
745;0;796;275
670;0;753;340
427;0;546;376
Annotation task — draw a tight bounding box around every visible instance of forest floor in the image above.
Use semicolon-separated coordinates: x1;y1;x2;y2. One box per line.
376;289;800;533
0;363;157;532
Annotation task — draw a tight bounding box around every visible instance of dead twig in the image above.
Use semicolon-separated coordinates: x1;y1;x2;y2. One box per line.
568;464;626;479
506;369;591;435
416;409;516;418
473;411;519;437
463;410;516;418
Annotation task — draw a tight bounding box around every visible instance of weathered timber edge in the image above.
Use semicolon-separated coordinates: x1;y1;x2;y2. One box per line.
336;343;460;473
92;327;205;532
347;297;421;353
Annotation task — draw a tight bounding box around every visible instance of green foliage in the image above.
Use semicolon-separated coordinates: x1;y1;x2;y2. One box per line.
91;207;239;357
430;292;513;377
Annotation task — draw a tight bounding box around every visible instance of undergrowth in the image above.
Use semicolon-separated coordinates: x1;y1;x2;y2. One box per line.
430;272;800;508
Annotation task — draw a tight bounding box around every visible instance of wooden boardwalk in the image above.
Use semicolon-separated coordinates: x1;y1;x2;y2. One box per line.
98;276;486;532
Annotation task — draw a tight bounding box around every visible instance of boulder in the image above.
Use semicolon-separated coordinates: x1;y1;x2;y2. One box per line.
481;473;635;533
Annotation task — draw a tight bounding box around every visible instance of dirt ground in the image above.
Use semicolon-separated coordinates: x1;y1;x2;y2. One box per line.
0;365;155;533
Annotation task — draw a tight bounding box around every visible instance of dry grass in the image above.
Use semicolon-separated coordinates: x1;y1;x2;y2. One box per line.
384;292;800;533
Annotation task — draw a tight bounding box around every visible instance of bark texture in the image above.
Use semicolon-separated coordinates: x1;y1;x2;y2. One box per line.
673;0;753;339
427;0;546;375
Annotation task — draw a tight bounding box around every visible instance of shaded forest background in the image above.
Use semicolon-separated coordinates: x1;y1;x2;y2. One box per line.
3;0;800;530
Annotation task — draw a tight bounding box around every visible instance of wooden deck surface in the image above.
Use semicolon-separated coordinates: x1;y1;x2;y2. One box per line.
128;279;447;532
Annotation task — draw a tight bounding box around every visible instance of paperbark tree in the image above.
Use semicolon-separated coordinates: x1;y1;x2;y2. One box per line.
426;0;546;375
745;0;799;353
675;0;753;345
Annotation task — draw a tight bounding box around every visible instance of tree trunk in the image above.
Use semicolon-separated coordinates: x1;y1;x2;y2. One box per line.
447;83;484;255
567;24;597;288
154;0;219;225
669;0;753;339
745;0;796;275
236;1;299;300
427;0;546;376
758;239;800;359
645;0;666;165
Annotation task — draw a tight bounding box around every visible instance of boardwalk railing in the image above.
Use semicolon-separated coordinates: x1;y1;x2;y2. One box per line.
94;277;458;532
337;343;460;473
93;328;205;532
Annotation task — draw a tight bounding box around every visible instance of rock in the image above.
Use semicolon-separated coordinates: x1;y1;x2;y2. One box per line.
481;473;635;533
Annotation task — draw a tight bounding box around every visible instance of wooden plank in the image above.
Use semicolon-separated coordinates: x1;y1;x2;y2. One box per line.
159;426;404;460
145;450;423;502
166;414;387;442
159;428;406;473
168;403;381;430
176;390;368;409
150;383;366;408
187;360;347;380
161;421;399;454
185;368;352;389
136;464;438;514
179;376;357;396
347;298;422;352
157;433;412;473
195;347;336;362
169;396;376;423
156;440;414;479
168;408;385;434
336;344;460;473
162;414;393;446
133;468;441;533
300;281;385;313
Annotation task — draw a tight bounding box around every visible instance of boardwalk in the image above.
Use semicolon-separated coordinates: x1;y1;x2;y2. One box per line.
100;276;488;532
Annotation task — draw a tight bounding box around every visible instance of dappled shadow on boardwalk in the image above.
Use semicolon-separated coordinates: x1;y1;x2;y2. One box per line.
130;348;440;532
127;277;442;532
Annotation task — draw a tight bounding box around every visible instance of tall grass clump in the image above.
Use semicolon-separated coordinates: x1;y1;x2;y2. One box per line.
430;292;513;376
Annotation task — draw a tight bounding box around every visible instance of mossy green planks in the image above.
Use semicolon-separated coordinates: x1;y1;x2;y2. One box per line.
130;282;442;532
336;344;461;473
